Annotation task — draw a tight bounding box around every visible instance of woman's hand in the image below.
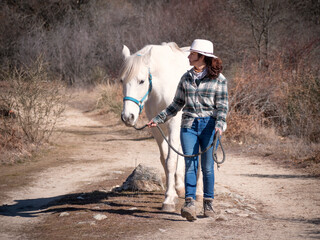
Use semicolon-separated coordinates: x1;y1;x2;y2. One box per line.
215;127;222;136
147;120;158;128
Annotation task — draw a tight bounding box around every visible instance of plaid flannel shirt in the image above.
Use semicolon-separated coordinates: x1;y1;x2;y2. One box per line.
152;69;228;131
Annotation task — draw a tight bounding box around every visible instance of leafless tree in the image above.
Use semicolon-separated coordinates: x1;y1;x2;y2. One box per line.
230;0;285;69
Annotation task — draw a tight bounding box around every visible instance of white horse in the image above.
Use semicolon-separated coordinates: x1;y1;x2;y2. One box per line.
120;42;202;212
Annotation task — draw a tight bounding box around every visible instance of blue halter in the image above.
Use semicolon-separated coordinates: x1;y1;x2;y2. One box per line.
123;69;153;114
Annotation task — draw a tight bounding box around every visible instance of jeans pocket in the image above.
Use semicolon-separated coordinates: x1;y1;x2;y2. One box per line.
201;117;215;129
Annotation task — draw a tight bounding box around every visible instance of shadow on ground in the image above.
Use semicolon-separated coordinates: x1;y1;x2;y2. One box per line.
241;173;320;179
0;190;181;221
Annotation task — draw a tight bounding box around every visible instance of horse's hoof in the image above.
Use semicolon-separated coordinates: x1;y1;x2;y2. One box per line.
161;203;176;212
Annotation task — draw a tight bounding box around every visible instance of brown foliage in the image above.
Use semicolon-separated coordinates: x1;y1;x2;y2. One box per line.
227;53;320;144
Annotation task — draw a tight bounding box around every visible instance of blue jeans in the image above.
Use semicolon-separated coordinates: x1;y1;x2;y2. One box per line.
180;117;216;200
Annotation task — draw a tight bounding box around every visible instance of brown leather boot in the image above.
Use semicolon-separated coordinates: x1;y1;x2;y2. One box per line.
181;197;197;221
203;198;215;218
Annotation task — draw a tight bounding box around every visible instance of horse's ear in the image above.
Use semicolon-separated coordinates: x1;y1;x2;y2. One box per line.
122;45;131;59
144;46;153;64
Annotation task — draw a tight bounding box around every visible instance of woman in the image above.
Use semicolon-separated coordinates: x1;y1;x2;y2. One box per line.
147;39;228;221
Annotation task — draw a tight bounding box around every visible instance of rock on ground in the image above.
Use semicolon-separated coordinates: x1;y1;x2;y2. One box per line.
115;164;164;192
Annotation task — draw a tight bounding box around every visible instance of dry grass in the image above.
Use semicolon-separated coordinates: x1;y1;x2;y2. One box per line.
226;112;320;175
95;82;123;116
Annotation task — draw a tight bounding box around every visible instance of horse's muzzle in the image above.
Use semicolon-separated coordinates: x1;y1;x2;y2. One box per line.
121;112;136;127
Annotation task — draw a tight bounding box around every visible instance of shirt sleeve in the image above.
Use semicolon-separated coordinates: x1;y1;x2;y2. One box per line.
152;76;186;124
215;75;229;131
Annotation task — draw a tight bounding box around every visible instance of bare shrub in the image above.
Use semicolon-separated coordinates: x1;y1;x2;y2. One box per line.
0;116;23;152
226;52;320;165
285;69;320;141
1;58;66;145
227;61;275;143
228;52;320;142
226;112;261;144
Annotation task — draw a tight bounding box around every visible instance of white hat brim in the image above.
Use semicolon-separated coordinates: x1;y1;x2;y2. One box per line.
187;49;218;58
200;52;218;58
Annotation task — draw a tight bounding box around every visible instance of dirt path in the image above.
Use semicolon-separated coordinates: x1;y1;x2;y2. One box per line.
0;102;319;239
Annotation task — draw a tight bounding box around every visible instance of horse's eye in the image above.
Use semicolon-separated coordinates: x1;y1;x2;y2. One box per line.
139;80;145;85
120;79;123;83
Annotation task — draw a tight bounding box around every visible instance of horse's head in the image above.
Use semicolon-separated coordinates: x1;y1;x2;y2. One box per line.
120;45;153;127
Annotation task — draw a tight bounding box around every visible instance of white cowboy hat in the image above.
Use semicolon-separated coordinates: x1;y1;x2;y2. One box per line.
189;39;218;58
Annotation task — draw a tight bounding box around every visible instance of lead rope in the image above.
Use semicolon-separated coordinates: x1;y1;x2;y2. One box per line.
133;124;226;168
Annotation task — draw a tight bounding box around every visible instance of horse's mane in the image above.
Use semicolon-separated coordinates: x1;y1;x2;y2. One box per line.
162;42;183;52
120;43;183;83
120;45;152;84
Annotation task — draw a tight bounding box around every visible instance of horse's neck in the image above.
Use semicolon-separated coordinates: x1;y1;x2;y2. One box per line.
149;53;189;106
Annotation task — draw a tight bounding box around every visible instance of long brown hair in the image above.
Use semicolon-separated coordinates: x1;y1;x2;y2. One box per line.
204;56;223;79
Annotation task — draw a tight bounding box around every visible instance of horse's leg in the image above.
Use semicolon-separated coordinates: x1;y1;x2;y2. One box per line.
160;120;182;212
145;108;182;212
167;118;185;197
162;154;178;211
145;107;177;211
196;159;203;201
152;126;178;212
175;152;185;198
150;127;168;177
145;106;168;177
